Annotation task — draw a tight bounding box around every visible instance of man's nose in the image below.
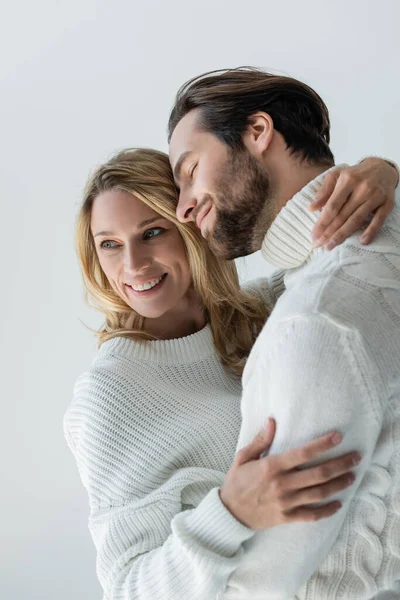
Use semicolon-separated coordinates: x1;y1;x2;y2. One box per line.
176;189;198;223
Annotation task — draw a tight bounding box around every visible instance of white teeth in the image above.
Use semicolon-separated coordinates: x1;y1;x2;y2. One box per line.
131;275;164;292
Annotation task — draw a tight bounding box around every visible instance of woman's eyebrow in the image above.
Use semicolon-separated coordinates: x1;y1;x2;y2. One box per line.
94;217;164;238
94;230;115;238
138;216;165;228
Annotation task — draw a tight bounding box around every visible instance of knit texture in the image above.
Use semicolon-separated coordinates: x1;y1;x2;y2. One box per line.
225;176;400;599
64;273;285;600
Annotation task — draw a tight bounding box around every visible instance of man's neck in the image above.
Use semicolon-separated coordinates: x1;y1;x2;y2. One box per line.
261;165;340;269
273;161;332;214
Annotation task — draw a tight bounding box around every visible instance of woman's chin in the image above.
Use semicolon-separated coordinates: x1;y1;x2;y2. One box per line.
127;301;172;320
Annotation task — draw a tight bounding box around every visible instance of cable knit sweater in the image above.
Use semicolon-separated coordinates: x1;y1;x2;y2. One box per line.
223;173;400;600
63;273;285;600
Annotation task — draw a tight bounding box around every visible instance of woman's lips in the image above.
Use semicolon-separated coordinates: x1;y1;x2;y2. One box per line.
126;274;168;297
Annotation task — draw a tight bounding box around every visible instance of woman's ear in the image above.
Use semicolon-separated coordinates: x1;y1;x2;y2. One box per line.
242;112;274;158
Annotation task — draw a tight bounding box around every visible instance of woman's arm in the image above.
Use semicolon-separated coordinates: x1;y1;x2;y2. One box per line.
64;375;357;600
311;157;399;248
244;270;286;312
246;159;399;312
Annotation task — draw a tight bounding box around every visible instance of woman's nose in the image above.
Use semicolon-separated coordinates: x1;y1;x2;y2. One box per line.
123;245;152;274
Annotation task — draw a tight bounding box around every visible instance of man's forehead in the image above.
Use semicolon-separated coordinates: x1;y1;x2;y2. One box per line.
169;109;202;163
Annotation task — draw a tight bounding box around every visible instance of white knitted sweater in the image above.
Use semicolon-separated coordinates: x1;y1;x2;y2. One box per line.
64;274;285;600
224;174;400;599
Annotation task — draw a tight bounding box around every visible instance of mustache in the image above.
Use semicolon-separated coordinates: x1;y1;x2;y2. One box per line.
192;195;214;222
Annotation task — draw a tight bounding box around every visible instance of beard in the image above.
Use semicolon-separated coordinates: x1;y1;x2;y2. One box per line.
204;147;275;260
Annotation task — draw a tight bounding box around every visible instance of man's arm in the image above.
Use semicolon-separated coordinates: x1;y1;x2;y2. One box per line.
224;314;383;599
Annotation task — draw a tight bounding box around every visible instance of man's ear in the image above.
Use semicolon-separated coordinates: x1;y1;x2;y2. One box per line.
242;112;274;157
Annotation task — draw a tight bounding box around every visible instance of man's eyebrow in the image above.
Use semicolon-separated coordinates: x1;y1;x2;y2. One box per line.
173;151;191;183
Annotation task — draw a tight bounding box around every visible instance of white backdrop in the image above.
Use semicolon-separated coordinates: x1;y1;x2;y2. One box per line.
1;1;399;598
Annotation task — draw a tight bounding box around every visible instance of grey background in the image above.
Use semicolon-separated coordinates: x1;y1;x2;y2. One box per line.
1;1;399;598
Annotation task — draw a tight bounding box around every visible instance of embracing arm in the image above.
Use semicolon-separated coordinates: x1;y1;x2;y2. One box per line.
87;487;253;600
244;270;286;312
64;363;358;600
224;315;382;599
311;157;399;248
63;378;254;600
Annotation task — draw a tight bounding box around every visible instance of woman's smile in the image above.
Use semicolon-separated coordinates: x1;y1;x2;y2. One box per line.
126;273;168;295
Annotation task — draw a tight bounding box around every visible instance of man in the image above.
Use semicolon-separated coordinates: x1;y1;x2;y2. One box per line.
168;68;400;599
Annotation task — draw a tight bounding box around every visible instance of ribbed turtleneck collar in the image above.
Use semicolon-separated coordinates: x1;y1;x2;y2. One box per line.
262;166;342;269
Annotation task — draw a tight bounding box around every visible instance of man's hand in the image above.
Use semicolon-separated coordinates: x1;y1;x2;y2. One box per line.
309;158;398;250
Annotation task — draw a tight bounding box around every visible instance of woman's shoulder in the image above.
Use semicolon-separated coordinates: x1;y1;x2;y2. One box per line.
63;326;216;454
63;355;158;505
68;334;167;408
71;338;143;401
64;341;147;449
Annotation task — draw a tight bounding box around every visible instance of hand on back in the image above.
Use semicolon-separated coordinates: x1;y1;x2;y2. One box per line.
219;419;360;530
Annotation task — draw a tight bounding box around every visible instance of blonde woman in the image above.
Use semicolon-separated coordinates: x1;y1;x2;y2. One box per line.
64;149;396;600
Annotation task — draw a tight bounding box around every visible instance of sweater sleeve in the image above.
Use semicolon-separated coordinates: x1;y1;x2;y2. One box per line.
243;270;286;311
223;314;382;600
64;377;254;600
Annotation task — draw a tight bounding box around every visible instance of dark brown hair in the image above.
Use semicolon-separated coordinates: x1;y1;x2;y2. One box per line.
168;67;334;165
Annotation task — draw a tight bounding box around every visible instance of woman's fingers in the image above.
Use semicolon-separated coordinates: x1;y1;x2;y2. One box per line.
361;203;393;244
308;168;342;213
310;173;352;241
283;472;355;511
311;159;397;246
282;451;360;492
315;190;393;249
235;418;276;466
312;192;377;248
273;431;344;471
286;500;342;523
313;199;378;250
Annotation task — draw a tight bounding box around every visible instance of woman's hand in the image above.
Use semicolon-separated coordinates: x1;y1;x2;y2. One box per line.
310;158;398;250
219;419;360;530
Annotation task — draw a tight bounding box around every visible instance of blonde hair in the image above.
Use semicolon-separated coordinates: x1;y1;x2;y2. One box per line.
76;148;269;376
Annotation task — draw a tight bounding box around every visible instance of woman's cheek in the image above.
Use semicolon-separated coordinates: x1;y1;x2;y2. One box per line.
98;257;118;288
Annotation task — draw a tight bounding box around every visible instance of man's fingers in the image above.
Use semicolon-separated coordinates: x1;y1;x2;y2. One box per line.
309;170;340;212
235;418;276;466
283;473;355;510
361;204;393;245
286;501;342;523
282;451;360;492
277;431;343;471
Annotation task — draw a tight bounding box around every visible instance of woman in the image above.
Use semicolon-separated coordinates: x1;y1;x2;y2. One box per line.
64;149;397;599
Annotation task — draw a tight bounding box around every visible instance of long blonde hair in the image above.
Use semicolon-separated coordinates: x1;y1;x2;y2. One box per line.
76;148;269;376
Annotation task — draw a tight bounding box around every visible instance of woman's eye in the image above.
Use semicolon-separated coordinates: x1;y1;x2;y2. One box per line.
143;227;165;240
100;240;119;250
190;164;197;178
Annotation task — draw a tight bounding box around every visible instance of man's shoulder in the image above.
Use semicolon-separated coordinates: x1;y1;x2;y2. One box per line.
266;252;399;337
266;269;359;328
